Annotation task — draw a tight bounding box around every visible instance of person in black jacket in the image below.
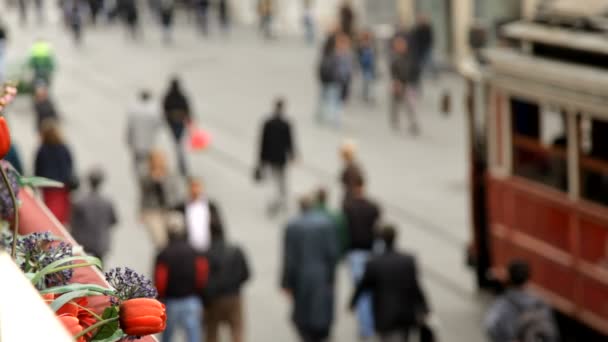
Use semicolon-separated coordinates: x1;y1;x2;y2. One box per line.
155;211;208;342
390;36;419;135
258;98;295;215
203;204;251;342
350;225;429;342
163;77;192;176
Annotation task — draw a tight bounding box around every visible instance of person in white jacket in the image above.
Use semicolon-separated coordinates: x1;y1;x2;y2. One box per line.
126;90;162;178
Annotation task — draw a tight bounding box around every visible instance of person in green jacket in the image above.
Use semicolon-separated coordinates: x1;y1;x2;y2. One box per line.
314;187;349;257
28;39;55;87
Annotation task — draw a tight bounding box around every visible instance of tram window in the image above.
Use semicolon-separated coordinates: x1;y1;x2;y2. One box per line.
580;117;608;206
512;99;568;191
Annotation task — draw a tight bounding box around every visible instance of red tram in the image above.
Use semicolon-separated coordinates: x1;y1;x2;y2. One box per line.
466;16;608;336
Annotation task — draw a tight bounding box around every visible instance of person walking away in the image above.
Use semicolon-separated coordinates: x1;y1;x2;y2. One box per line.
120;0;139;39
484;260;559;342
258;0;273;39
28;39;55;87
390;36;419;135
70;168;118;264
281;195;340;342
33;86;60;132
194;0;210;35
339;1;355;38
34;121;75;224
69;1;84;45
412;14;436;82
163;77;192;176
88;0;104;24
159;0;175;44
335;33;353;104
350;226;430;342
314;188;348;257
339;140;364;205
203;204;251;342
258;98;295;216
302;0;315;44
343;177;381;340
179;177;215;253
218;0;230;33
358;30;376;103
0;23;7;83
126;90;162;178
316;35;341;127
139;149;184;249
155;211;208;342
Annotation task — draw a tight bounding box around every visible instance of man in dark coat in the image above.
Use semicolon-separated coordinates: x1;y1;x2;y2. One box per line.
411;14;436;80
258;98;295;215
350;226;429;342
163;78;192;176
33;86;59;132
281;196;340;342
390;36;419;135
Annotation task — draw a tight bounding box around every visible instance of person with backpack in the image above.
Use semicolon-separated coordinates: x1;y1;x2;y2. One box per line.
155;211;209;342
203;204;251;342
484;260;560;342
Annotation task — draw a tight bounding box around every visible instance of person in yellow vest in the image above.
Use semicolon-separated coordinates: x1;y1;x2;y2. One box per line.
28;39;55;88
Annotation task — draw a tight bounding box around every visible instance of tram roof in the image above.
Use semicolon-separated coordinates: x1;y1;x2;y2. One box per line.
483;48;608;117
502;22;608;56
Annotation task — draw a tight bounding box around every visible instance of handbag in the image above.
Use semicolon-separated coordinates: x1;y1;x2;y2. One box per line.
188;124;212;151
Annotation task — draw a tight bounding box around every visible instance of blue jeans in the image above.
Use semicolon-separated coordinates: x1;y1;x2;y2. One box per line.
163;296;203;342
349;251;374;338
317;83;341;128
361;69;375;101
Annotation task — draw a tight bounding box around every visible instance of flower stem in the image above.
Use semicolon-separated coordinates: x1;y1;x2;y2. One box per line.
0;164;18;259
72;316;119;340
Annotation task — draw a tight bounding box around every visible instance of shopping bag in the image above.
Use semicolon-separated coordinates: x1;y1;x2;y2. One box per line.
188;124;212;151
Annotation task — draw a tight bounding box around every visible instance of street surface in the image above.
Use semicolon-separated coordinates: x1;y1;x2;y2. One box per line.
2;5;487;341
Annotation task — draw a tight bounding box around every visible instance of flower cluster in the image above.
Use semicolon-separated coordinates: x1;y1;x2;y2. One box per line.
0;84;17;111
0;162;19;220
16;232;73;288
105;267;158;305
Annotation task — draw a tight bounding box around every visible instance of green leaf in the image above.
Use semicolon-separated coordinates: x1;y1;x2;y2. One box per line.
91;307;120;341
91;328;124;342
30;255;102;285
50;290;104;312
41;283;114;296
18;176;64;188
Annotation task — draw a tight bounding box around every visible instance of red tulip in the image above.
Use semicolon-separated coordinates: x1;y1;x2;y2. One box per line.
58;314;85;342
0;117;10;159
119;298;166;336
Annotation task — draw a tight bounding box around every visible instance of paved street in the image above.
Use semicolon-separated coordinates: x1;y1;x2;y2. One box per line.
3;6;487;342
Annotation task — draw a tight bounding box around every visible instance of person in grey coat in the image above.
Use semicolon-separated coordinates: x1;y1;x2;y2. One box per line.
126;90;162;178
71;168;118;263
281;195;340;342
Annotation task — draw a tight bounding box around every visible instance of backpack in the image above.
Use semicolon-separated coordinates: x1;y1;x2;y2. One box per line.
508;295;559;342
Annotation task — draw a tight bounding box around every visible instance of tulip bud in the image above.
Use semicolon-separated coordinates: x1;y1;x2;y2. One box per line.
0;117;10;159
119;298;167;337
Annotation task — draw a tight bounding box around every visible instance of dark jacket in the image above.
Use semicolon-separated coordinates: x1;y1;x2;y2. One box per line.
412;23;433;59
71;191;118;258
154;238;209;299
340;161;363;200
163;87;191;130
259;115;294;167
203;239;250;303
34;143;73;183
343;196;380;251
281;209;340;331
34;98;59;131
351;250;429;333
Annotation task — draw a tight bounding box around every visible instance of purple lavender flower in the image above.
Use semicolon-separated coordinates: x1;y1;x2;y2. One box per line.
0;162;19;220
16;232;73;289
105;267;158;304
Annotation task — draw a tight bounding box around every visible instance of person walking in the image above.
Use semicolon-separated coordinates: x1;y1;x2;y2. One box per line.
70;168;118;264
139;149;184;249
194;0;210;35
155;211;208;342
0;23;7;83
335;33;353;104
126;90;162;178
218;0;230;33
343;177;381;341
159;0;175;44
258;0;273;39
339;140;364;205
316;35;341;127
350;226;430;342
357;30;377;103
390;36;419;135
33;86;59;132
258;98;296;216
412;14;436;81
314;188;348;257
339;1;355;38
68;0;84;45
34;121;76;224
302;0;315;44
163;78;192;176
119;0;139;39
179;177;214;253
88;0;104;24
28;39;55;87
281;195;340;342
203;204;251;342
484;260;559;342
